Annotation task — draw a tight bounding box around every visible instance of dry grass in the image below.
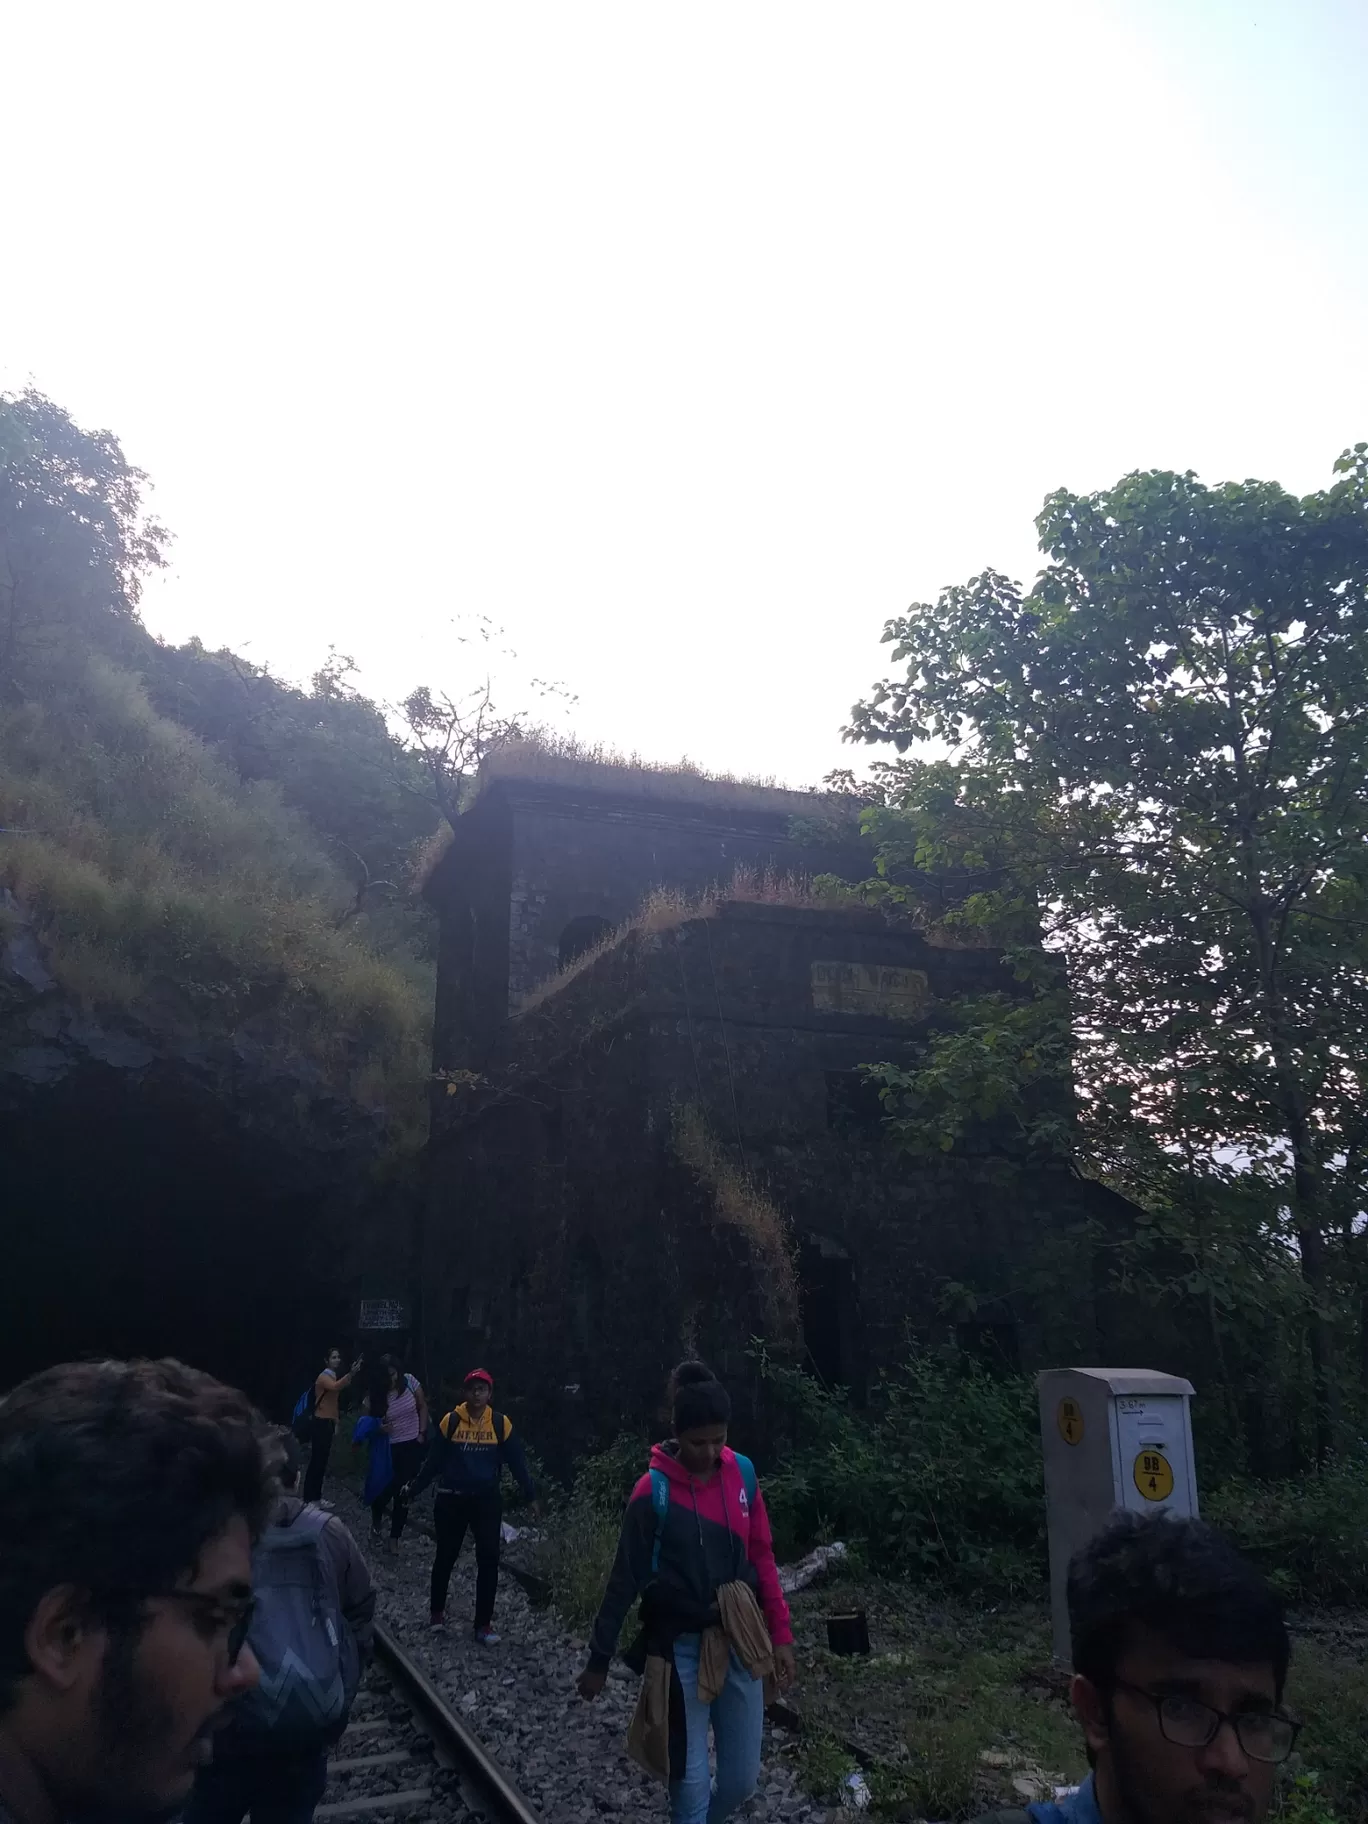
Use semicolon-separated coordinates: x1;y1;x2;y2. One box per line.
0;655;430;1129
514;867;857;1015
473;729;849;817
670;1099;801;1341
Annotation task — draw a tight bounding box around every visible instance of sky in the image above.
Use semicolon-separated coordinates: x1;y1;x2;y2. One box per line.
4;1;1366;787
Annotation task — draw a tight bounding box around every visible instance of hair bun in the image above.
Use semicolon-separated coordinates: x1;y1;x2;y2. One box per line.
671;1360;715;1389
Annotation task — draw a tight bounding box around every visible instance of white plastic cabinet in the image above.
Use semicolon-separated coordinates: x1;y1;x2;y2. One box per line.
1038;1368;1198;1663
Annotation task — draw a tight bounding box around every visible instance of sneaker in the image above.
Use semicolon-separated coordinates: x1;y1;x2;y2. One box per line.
473;1625;501;1646
428;1611;446;1630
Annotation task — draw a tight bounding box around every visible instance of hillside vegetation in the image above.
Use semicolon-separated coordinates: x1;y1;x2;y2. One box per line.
0;389;441;1130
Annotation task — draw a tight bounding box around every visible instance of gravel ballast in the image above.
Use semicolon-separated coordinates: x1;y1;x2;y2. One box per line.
327;1482;832;1824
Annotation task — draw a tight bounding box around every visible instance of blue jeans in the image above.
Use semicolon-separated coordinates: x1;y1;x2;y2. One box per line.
669;1634;764;1824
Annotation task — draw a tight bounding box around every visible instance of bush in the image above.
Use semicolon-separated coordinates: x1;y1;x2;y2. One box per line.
760;1350;1047;1593
531;1432;649;1639
1204;1457;1368;1605
0;653;430;1128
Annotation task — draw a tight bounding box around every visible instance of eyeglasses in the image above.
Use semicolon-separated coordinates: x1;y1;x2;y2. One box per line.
158;1591;257;1665
1113;1679;1300;1765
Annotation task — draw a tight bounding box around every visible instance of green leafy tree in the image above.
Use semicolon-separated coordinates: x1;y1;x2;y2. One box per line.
144;641;440;950
0;389;166;680
847;446;1368;1456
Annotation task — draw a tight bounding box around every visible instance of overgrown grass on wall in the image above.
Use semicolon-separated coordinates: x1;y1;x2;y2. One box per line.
0;654;430;1124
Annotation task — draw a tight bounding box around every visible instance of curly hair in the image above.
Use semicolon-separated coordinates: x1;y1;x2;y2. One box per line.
0;1358;280;1709
1069;1511;1289;1702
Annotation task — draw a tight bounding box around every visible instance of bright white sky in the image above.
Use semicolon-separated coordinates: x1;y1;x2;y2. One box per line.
4;1;1366;786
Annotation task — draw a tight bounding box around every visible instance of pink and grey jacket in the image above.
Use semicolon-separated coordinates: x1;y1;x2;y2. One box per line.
586;1442;793;1671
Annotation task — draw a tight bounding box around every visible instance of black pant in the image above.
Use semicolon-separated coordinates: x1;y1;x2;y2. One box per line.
302;1418;334;1503
184;1749;328;1824
430;1490;502;1626
371;1440;424;1538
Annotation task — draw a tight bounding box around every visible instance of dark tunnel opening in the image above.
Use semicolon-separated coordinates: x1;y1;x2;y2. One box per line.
0;1068;358;1417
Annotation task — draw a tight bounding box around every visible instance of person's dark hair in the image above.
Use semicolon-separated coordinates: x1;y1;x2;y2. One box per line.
364;1356;391;1423
669;1359;731;1434
1069;1511;1290;1702
277;1428;303;1491
0;1358;279;1711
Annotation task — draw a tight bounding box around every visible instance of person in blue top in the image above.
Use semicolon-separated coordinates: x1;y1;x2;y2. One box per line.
401;1368;536;1645
971;1511;1295;1824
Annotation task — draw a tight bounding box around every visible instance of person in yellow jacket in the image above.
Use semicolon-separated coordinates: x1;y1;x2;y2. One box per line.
402;1368;536;1643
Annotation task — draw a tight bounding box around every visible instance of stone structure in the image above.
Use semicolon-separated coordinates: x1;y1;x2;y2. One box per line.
420;760;1157;1458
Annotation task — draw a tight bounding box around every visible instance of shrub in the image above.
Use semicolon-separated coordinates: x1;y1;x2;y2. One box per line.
759;1350;1046;1592
1204;1457;1368;1605
0;654;429;1127
530;1432;650;1641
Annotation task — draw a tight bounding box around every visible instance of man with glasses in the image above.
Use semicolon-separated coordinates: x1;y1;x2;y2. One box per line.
0;1357;275;1824
974;1510;1296;1824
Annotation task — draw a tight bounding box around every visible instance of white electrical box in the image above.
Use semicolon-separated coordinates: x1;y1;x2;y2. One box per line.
1038;1367;1198;1664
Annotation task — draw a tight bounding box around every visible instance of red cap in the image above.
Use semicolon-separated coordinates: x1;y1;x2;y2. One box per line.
463;1368;493;1386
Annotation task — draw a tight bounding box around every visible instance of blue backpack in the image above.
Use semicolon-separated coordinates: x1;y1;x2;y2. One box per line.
233;1506;359;1749
650;1451;758;1573
290;1386;316;1443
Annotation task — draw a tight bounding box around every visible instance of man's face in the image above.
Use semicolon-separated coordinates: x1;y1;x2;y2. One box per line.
70;1516;261;1814
1077;1624;1280;1824
326;1349;342;1372
464;1379;491;1416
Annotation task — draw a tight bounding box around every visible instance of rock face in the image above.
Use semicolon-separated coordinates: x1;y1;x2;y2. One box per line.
0;891;398;1409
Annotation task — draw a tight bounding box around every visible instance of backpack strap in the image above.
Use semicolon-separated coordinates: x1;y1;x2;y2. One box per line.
649;1467;670;1574
492;1410;510;1447
649;1454;757;1575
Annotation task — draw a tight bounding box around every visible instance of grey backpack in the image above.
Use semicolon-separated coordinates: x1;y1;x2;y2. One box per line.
234;1506;359;1748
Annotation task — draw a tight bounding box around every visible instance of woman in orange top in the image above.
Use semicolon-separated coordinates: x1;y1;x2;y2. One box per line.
303;1346;360;1501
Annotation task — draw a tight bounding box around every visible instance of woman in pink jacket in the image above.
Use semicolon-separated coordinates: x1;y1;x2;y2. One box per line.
577;1361;796;1824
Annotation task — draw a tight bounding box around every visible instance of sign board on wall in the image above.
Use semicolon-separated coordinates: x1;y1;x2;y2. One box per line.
810;962;930;1020
358;1300;408;1333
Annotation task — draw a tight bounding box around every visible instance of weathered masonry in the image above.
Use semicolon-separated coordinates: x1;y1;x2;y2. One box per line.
419;758;1161;1457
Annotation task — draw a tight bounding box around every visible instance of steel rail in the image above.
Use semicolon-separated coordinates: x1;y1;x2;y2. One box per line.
372;1619;543;1824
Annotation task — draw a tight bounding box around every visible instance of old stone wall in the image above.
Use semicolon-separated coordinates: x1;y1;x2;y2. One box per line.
424;779;868;1068
419;901;1172;1465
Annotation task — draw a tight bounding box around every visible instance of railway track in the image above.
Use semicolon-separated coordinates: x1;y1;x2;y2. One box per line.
316;1621;542;1824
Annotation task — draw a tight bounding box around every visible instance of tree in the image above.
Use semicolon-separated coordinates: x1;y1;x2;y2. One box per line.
847;446;1368;1458
397;675;530;828
394;616;575;828
0;389;166;681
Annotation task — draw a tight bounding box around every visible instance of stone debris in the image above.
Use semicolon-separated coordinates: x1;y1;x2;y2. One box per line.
332;1482;833;1822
